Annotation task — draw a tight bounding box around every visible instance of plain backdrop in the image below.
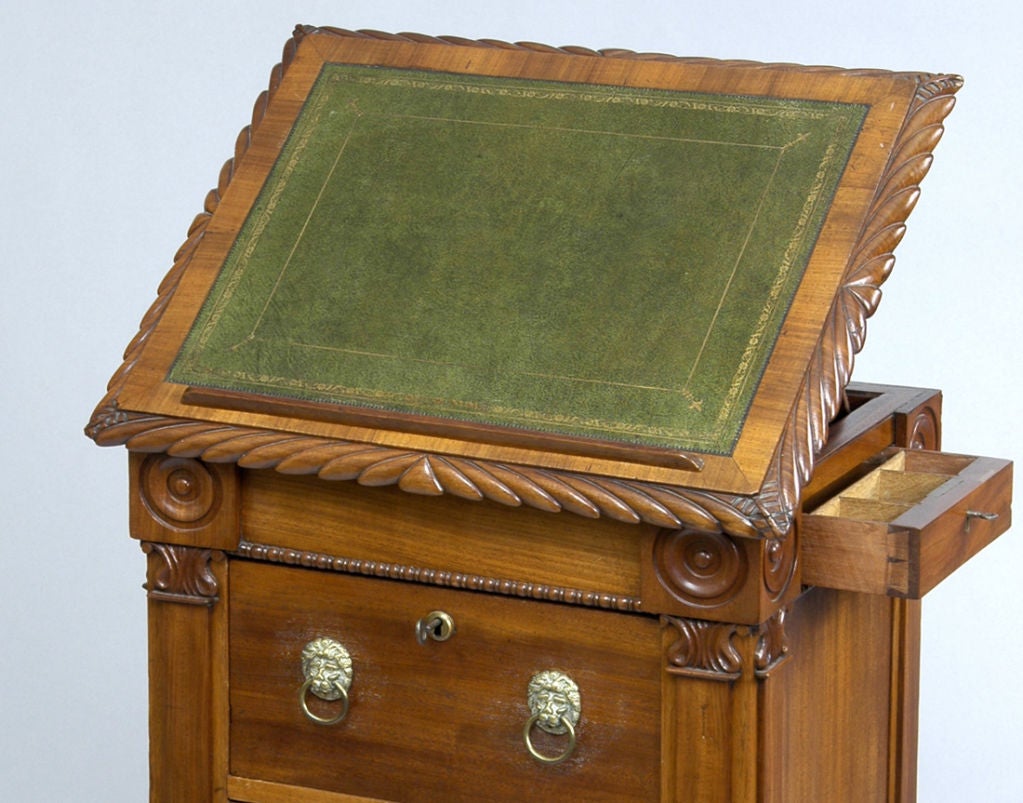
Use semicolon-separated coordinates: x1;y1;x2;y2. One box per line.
3;1;1020;800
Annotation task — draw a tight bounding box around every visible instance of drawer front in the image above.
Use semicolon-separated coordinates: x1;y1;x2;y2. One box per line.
802;449;1012;597
229;561;661;802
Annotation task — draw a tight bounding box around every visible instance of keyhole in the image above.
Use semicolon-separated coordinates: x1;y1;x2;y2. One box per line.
416;610;455;644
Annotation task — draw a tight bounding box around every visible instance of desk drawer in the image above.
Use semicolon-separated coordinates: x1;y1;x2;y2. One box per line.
228;561;661;802
801;449;1012;597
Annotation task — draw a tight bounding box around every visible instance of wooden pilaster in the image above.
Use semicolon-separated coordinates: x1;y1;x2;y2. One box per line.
131;452;238;802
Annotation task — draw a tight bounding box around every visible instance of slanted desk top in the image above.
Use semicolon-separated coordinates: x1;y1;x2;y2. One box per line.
91;26;966;531
169;64;864;461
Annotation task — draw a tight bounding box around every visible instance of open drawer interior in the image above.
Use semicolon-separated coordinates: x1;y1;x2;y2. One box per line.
801;449;1012;598
813;451;974;522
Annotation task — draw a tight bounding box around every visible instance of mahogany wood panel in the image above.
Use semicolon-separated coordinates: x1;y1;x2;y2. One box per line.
240;470;649;607
148;600;212;800
759;588;897;801
887;599;921;802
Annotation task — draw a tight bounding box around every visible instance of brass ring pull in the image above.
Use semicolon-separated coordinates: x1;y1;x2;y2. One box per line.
299;637;353;726
299;677;350;725
524;670;581;765
523;713;577;765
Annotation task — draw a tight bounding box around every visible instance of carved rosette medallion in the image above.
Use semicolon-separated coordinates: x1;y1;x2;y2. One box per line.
653;529;748;608
139;455;220;530
762;534;797;602
908;406;940;451
663;616;743;680
142;542;222;605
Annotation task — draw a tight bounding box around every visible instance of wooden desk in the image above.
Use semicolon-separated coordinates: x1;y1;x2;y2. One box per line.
86;27;1012;801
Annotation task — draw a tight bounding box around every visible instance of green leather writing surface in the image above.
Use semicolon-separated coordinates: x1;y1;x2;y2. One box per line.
169;65;866;455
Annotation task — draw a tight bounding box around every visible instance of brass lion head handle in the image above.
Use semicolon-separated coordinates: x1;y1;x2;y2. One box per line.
299;637;353;725
524;670;581;764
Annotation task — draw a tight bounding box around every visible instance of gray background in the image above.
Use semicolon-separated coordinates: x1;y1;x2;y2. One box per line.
4;1;1020;799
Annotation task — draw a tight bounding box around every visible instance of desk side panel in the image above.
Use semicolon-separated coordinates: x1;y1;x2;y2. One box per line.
759;587;906;802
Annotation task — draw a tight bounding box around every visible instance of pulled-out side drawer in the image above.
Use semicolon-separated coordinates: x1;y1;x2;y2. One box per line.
801;449;1012;598
228;561;661;802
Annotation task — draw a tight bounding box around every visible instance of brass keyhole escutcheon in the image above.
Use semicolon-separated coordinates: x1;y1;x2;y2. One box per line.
416;610;455;644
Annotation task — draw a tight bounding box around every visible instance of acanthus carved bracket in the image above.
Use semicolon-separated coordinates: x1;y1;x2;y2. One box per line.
663;607;790;681
663;616;744;680
142;543;222;606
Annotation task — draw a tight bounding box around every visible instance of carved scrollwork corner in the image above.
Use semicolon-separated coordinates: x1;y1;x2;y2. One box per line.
662;616;744;681
910;411;939;450
142;543;223;606
129;451;240;550
663;608;790;682
762;534;798;603
754;608;790;678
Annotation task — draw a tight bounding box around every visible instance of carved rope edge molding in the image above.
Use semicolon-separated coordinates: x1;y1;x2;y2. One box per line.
84;27;962;539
